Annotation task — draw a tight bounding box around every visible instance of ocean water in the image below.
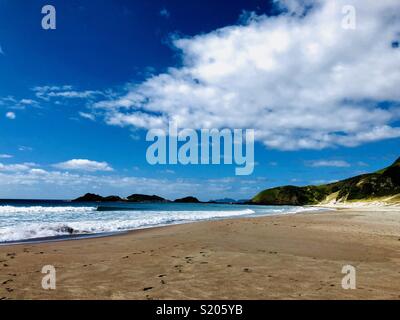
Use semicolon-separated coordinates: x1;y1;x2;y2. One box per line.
0;200;328;243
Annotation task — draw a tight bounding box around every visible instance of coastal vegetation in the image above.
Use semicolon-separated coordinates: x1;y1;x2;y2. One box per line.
252;157;400;205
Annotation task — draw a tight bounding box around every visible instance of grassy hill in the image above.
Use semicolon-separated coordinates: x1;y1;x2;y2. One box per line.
251;157;400;205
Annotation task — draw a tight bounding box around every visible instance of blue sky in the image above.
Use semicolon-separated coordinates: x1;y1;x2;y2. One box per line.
0;0;399;200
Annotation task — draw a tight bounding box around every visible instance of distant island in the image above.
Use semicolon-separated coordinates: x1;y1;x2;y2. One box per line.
174;196;201;203
72;193;201;204
72;193;251;205
126;194;167;203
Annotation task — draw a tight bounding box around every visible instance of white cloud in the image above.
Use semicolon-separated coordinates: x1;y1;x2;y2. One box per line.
93;0;400;151
5;112;16;120
18;146;33;152
32;85;102;101
29;168;48;175
79;112;96;121
0;154;13;159
307;160;351;168
0;96;39;109
53;159;114;172
0;162;37;172
273;0;316;16
19;99;37;105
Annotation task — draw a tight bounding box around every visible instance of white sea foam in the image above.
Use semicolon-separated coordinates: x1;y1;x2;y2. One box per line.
0;207;255;242
0;205;95;215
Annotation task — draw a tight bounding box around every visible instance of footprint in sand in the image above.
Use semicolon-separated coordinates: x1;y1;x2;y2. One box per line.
184;257;193;264
174;264;184;273
143;287;153;291
2;280;13;285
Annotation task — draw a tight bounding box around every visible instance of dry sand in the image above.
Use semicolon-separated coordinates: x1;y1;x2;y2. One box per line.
1;207;400;300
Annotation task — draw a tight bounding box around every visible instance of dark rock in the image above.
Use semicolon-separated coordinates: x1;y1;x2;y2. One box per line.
57;226;75;234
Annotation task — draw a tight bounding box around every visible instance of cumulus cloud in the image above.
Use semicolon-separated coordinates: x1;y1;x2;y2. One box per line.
306;160;351;168
5;112;16;120
93;0;400;150
52;159;114;172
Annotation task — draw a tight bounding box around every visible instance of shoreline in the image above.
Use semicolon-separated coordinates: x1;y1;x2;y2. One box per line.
0;231;128;247
1;206;400;299
0;206;333;246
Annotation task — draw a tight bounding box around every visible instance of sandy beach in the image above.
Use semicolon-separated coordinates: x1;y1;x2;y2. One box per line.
1;207;400;300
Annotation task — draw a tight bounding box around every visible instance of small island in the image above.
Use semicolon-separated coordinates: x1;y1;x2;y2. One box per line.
173;196;201;203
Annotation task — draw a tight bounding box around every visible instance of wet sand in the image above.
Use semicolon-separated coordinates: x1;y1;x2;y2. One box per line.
1;207;400;300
